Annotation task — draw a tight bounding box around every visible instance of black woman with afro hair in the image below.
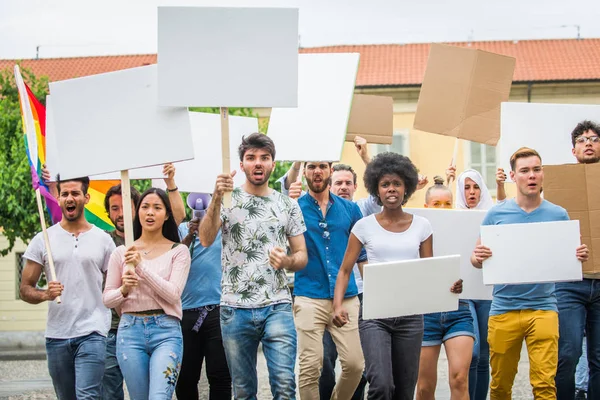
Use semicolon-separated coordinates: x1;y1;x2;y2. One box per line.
332;152;463;399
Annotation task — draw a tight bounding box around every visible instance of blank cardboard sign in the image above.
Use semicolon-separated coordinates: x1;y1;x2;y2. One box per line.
45;96;165;181
346;94;393;144
413;44;515;146
499;103;600;175
481;220;582;285
49;65;193;180
363;255;460;319
406;208;492;300
173;112;258;193
268;53;360;162
544;163;600;275
157;7;298;107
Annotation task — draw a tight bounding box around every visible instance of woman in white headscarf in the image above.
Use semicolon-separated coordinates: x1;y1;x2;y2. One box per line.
446;165;506;400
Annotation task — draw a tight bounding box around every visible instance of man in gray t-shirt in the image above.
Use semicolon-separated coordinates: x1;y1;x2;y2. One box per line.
21;176;115;400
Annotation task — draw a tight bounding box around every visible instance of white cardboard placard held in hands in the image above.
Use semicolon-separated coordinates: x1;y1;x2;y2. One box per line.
49;65;193;180
45;95;166;181
157;6;298;107
362;255;460;320
481;220;583;285
406;208;492;300
267;53;360;162
499;102;600;178
173;112;258;193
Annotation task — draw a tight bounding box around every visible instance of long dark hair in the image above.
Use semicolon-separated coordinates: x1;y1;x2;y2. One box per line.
133;188;180;243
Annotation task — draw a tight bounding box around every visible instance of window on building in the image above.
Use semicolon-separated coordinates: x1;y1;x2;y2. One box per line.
372;129;410;156
467;142;498;195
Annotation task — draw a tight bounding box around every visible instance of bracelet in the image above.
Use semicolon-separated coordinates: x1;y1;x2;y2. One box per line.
166;186;178;193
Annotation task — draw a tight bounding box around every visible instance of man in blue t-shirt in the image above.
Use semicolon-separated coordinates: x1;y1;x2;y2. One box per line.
175;194;231;400
471;147;589;400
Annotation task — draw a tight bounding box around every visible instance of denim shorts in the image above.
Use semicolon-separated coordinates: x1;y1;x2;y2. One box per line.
422;301;475;346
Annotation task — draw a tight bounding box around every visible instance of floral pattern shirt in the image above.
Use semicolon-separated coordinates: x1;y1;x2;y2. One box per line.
220;188;306;308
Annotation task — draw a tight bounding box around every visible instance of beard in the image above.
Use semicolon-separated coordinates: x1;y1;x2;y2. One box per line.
112;219;125;232
306;176;330;194
244;167;273;186
62;204;84;222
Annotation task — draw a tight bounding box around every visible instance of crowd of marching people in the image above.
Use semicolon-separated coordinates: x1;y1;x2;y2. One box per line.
19;120;600;400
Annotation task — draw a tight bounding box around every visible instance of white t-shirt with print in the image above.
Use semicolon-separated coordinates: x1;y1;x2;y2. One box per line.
220;188;306;308
23;224;115;339
352;214;432;264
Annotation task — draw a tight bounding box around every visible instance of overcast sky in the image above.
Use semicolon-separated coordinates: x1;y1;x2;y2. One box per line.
1;0;599;59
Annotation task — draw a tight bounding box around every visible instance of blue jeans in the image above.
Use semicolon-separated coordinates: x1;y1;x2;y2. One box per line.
220;303;297;400
422;301;475;345
576;337;589;391
103;329;124;400
46;332;106;400
556;279;600;400
116;314;183;400
360;314;424;400
467;299;492;400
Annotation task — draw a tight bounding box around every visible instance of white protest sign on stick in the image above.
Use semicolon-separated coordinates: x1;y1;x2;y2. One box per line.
173;112;259;194
157;6;299;206
499;102;600;179
49;65;194;268
481;220;582;285
406;208;492;300
268;53;360;162
363;255;460;319
45;96;165;181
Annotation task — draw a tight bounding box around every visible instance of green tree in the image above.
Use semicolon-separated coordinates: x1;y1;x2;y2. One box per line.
0;66;49;256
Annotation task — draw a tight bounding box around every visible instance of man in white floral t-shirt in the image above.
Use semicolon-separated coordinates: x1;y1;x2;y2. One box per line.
200;132;308;399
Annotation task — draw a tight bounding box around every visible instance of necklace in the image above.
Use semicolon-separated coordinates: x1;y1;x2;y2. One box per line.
142;247;156;256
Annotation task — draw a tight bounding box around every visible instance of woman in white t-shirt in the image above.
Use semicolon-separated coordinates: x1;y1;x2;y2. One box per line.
332;153;462;400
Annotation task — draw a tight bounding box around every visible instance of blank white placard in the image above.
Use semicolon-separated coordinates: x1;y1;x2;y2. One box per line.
49;65;193;180
267;53;360;162
173;112;258;193
406;208;492;300
157;7;298;107
499;103;600;179
362;255;460;320
46;96;164;181
481;220;582;285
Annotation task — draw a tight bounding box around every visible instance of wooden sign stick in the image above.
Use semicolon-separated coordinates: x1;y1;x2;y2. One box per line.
296;162;305;183
34;189;61;304
220;107;232;208
120;170;136;273
449;137;460;183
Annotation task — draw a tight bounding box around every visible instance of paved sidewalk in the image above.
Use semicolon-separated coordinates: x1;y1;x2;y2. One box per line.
0;345;535;399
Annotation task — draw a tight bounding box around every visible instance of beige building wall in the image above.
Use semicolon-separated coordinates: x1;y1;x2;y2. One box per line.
341;82;600;207
0;234;47;332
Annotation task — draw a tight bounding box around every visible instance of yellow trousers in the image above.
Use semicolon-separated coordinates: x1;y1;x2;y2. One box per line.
488;309;559;400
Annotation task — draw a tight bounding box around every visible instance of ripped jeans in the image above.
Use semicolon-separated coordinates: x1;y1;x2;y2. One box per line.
116;314;183;400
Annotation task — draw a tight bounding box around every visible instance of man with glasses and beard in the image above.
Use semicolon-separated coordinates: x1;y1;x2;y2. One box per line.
291;161;366;400
556;120;600;400
199;133;308;399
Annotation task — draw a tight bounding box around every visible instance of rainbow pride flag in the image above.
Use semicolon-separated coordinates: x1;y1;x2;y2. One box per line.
14;65;117;231
14;65;62;224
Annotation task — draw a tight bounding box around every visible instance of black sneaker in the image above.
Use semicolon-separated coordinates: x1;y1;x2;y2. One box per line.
575;389;587;399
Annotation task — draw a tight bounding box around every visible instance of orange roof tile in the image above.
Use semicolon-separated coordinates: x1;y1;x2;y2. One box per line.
1;39;599;88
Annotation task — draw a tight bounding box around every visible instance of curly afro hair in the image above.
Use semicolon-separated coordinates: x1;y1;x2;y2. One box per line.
364;152;419;206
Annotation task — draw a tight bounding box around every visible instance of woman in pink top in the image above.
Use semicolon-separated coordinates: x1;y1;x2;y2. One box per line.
103;188;191;400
